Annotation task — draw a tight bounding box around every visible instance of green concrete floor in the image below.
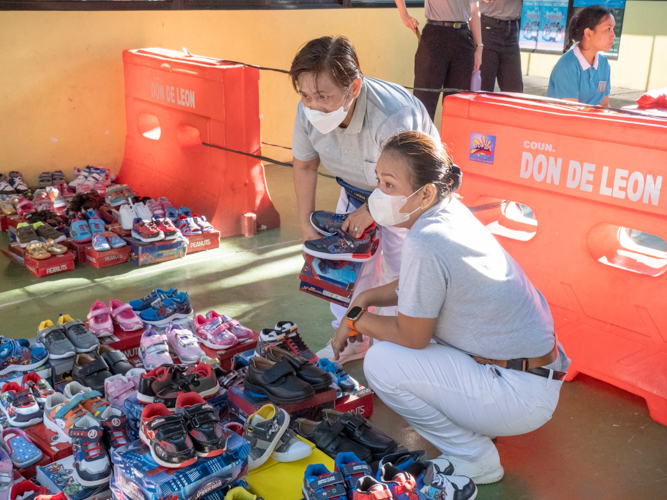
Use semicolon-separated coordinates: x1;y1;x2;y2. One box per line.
1;165;667;499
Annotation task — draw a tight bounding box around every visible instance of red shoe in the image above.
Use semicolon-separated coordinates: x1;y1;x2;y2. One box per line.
11;481;48;500
131;218;164;243
152;217;180;240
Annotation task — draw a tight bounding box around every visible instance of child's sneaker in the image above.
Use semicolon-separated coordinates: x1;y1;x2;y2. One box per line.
271;426;312;463
243;404;289;470
87;300;114;337
70;415;112;486
335;452;373;496
139;403;196;469
421;462;478;500
205;311;254;342
140;328;173;369
140;293;192;327
92;234;111;252
152;217;180;239
317;359;360;393
107;232;127;248
303;464;347;500
175;392;227;457
43;392;91;443
109;299;143;331
0;383;43;428
37;321;76;359
22;372;55;406
0;338;48;375
119;204;138;230
178;217;201;236
165;322;205;363
104;374;136;409
100;406;130;449
275;321;318;362
310;211;349;236
353;477;394;500
9;481;47;500
129;288;177;312
0;429;42;468
193;216;214;233
303;224;379;262
194;315;238;351
63;382;109;419
57;315;99;353
69;220;93;243
132;218;164;243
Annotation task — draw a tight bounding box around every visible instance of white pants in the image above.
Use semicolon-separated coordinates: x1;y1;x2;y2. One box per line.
364;341;563;463
330;188;408;330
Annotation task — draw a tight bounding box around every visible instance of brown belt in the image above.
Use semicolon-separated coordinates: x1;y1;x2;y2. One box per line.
472;342;558;371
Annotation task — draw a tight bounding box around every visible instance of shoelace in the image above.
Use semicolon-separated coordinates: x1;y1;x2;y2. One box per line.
71;405;89;424
109;427;129;447
47;328;68;342
285;331;309;353
430;471;453;489
69;323;89;338
82;439;104;460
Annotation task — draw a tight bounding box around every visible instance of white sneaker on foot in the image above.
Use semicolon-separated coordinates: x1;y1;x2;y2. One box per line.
436;449;504;485
316;337;369;365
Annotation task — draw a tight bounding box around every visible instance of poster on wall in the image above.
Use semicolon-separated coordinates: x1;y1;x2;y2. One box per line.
519;0;569;53
570;0;626;59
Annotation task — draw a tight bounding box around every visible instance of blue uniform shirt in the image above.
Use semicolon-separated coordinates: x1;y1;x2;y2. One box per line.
547;45;611;105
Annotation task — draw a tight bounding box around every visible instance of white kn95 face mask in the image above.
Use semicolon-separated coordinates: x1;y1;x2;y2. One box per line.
368;187;423;227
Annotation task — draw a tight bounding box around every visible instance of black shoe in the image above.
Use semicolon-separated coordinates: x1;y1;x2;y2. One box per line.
141;363;220;410
98;345;133;375
321;409;398;461
378;450;454;476
176;392;227;457
292;417;372;462
140;403;196;468
302;224;379;262
72;353;112;393
244;357;315;405
264;346;331;391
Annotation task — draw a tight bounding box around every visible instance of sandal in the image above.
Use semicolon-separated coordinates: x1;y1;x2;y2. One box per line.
26;242;51;260
0;201;16;215
45;239;67;255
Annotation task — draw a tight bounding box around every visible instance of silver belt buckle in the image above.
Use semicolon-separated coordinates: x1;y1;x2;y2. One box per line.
453;22;462;29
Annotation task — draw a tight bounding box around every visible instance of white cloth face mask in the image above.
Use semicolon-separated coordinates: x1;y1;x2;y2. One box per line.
368;187;423;227
303;95;353;134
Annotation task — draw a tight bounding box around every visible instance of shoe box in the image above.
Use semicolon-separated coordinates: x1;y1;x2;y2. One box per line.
64;239;93;264
332;386;375;419
2;243;75;278
49;354;75;388
98;325;145;360
245;441;334;500
26;423;73;462
125;236;188;267
184;230;221;254
85;245;131;268
0;214;19;232
110;432;249;500
36;454;111;500
200;330;259;372
228;386;338;423
299;255;362;307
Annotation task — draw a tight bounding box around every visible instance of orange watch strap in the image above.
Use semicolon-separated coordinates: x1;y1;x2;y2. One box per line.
346;318;359;336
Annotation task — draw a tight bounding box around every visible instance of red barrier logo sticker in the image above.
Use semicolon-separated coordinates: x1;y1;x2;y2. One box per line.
470;133;496;164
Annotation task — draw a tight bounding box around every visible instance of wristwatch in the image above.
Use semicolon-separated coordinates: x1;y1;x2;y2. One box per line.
346;306;367;336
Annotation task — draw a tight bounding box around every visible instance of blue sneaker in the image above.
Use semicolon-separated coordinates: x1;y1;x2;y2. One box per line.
0;428;43;467
303;224;379;262
310;211;349;237
0;337;48;375
317;359;360;393
70;219;92;243
88;218;105;235
178;206;192;218
92;234;111;252
303;464;347;500
85;209;101;220
334;452;372;498
140;295;193;327
108;233;127;249
129;288;178;311
165;207;179;223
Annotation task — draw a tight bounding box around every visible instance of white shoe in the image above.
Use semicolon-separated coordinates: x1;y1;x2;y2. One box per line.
316;337;369;365
119;204;138;230
437;449;504;485
133;202;153;221
423;464;478;500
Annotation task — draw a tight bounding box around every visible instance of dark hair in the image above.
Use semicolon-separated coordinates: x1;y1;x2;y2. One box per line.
289;36;363;92
567;5;614;49
382;131;462;200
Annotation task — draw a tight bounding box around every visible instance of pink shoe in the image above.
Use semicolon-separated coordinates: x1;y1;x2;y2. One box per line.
194;315;239;351
94;182;107;196
104;374;136;409
146;200;165;218
157;197;173;210
140;328;173;369
76;182;91;194
109;299;143;331
205;311;254;342
87;300;114;337
125;368;146;390
165;322;205;363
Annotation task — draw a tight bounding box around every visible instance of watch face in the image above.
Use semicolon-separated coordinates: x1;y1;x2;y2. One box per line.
346;306;363;321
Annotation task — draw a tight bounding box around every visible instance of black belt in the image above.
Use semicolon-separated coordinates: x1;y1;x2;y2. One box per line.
427;20;468;29
504;367;566;381
481;14;520;24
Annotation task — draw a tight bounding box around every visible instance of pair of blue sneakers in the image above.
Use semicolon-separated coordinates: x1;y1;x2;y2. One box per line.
0;336;49;376
129;288;193;327
317;359;360;393
304;452;477;500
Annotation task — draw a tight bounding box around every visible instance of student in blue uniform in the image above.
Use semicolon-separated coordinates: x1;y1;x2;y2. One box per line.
547;5;615;106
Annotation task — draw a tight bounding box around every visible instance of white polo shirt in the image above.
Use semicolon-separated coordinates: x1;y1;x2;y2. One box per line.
292;77;439;192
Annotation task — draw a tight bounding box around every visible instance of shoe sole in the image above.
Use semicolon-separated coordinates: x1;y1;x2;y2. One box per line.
0;406;42;429
247;409;290;470
301;245;372;262
139;429;197;469
74;468;111;487
47;350;77;359
136;392;154;404
0;355;48;376
142;310;193;327
243;379;314;406
197;337;239;351
131;230;165;243
44;414;72;443
471;469;505;484
271;444;312;463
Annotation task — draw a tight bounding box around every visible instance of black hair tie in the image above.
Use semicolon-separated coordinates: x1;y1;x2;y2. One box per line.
449;164;462;192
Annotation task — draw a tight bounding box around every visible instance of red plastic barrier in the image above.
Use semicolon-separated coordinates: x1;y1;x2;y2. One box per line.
441;94;667;425
118;48;280;238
